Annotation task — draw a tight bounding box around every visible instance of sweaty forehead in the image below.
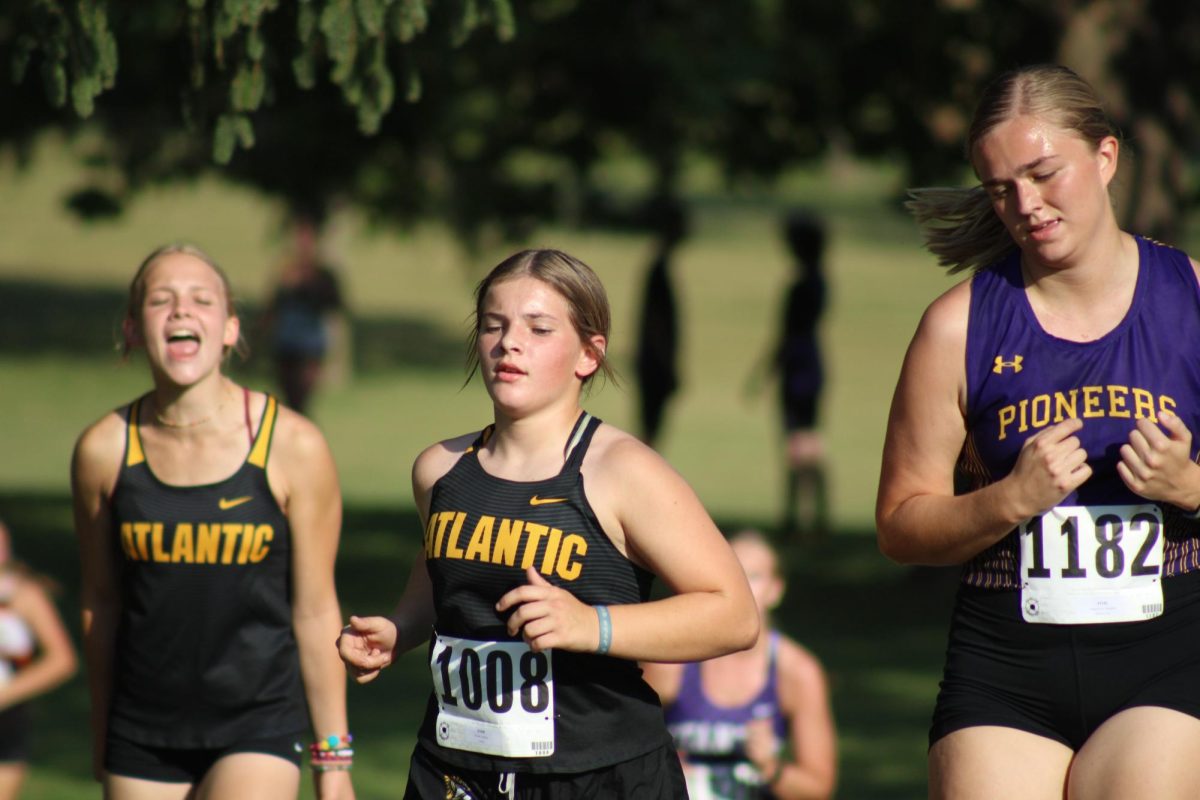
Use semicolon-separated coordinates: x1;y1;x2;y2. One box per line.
972;116;1086;178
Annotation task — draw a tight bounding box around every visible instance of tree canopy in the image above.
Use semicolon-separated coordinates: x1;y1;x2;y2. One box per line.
5;0;1199;241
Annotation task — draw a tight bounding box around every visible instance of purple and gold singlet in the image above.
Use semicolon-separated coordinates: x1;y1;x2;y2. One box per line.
960;237;1200;594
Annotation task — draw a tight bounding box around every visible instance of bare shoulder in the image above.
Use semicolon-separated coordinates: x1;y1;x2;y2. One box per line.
1189;255;1200;284
11;573;51;614
776;634;829;684
582;423;676;484
270;401;333;464
914;275;971;346
412;431;479;494
72;408;126;489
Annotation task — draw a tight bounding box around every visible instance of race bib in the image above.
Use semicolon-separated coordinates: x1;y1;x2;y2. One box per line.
430;633;555;757
1019;504;1164;624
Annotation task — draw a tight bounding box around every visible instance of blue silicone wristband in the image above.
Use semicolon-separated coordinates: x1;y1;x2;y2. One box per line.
594;604;612;655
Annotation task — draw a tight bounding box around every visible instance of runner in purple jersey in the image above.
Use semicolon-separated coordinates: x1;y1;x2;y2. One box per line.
643;531;837;800
878;64;1200;799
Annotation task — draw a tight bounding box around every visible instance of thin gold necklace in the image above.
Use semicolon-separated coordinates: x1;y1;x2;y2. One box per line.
152;395;224;429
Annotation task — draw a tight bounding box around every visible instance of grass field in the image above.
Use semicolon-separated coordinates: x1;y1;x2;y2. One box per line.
0;137;964;798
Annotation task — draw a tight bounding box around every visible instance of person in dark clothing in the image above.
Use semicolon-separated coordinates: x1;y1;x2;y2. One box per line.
635;197;688;447
266;216;345;415
776;212;829;538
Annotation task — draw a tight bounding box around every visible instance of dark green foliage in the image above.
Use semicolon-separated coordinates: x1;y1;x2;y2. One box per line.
3;1;1199;241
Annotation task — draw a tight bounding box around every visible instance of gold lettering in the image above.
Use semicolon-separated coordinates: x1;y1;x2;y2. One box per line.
1017;399;1029;433
120;523;137;559
1160;395;1177;421
196;523;221;564
444;512;467;559
492;519;524;566
431;512;456;559
465;516;495;562
1082;386;1104;418
540;528;563;575
250;526;273;562
556;535;587;580
220;524;243;564
1107;385;1130;418
997;405;1016;441
236;524;256;564
1132;388;1155;420
521;523;549;569
151;523;169;562
1053;390;1078;423
1030;394;1050;429
424;516;438;558
133;522;153;561
171;523;195;563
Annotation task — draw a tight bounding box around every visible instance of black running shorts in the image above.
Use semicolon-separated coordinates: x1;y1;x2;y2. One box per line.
930;569;1200;750
403;742;687;800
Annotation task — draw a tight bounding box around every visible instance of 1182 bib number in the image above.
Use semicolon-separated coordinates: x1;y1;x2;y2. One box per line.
1019;504;1164;624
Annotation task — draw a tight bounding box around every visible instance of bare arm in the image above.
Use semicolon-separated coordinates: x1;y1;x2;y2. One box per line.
274;410;354;799
338;438;464;682
499;431;758;662
0;578;77;711
71;415;123;782
875;282;1091;565
751;637;837;800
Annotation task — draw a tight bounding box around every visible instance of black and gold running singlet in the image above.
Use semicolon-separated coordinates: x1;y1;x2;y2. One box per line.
415;413;671;773
107;394;307;748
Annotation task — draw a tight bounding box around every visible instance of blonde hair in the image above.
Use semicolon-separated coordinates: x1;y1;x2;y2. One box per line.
122;243;248;359
906;64;1121;274
466;249;617;388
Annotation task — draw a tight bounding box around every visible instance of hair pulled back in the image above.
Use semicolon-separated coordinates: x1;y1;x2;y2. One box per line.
906;64;1120;274
467;249;616;388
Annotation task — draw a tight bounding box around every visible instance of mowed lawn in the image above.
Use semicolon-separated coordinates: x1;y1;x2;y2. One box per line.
0;138;966;798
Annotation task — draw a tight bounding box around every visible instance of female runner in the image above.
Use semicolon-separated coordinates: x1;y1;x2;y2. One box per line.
72;244;355;798
878;64;1200;798
339;248;758;798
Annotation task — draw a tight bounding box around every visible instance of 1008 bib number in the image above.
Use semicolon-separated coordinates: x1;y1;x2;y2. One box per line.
435;640;551;715
1019;504;1164;624
430;634;556;757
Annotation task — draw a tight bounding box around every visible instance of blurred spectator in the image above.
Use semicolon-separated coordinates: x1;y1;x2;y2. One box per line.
0;519;77;800
264;215;346;414
635;195;688;447
775;211;829;539
643;530;838;799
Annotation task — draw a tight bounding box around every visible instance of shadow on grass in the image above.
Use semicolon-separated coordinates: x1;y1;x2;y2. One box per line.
0;491;955;799
0;275;465;376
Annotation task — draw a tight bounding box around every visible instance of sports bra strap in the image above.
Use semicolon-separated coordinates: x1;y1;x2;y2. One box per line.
125;398;146;467
247;395;279;468
562;412;599;472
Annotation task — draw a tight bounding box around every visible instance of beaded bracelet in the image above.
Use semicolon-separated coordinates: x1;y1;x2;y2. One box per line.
310;733;354;771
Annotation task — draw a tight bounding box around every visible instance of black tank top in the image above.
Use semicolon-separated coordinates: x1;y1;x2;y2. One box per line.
415;413;671;773
108;393;307;747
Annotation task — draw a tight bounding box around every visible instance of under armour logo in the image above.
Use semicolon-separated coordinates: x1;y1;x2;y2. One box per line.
993;355;1023;374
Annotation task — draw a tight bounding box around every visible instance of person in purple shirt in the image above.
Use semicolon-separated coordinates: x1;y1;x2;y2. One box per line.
642;531;837;799
878;63;1200;798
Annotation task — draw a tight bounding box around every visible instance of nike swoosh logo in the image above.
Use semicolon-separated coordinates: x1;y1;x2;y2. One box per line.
529;495;567;506
219;496;253;510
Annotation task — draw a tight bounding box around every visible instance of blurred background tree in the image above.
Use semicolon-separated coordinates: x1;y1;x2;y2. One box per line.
3;0;1198;243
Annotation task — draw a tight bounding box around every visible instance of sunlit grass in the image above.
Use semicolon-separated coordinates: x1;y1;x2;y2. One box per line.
0;139;960;798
